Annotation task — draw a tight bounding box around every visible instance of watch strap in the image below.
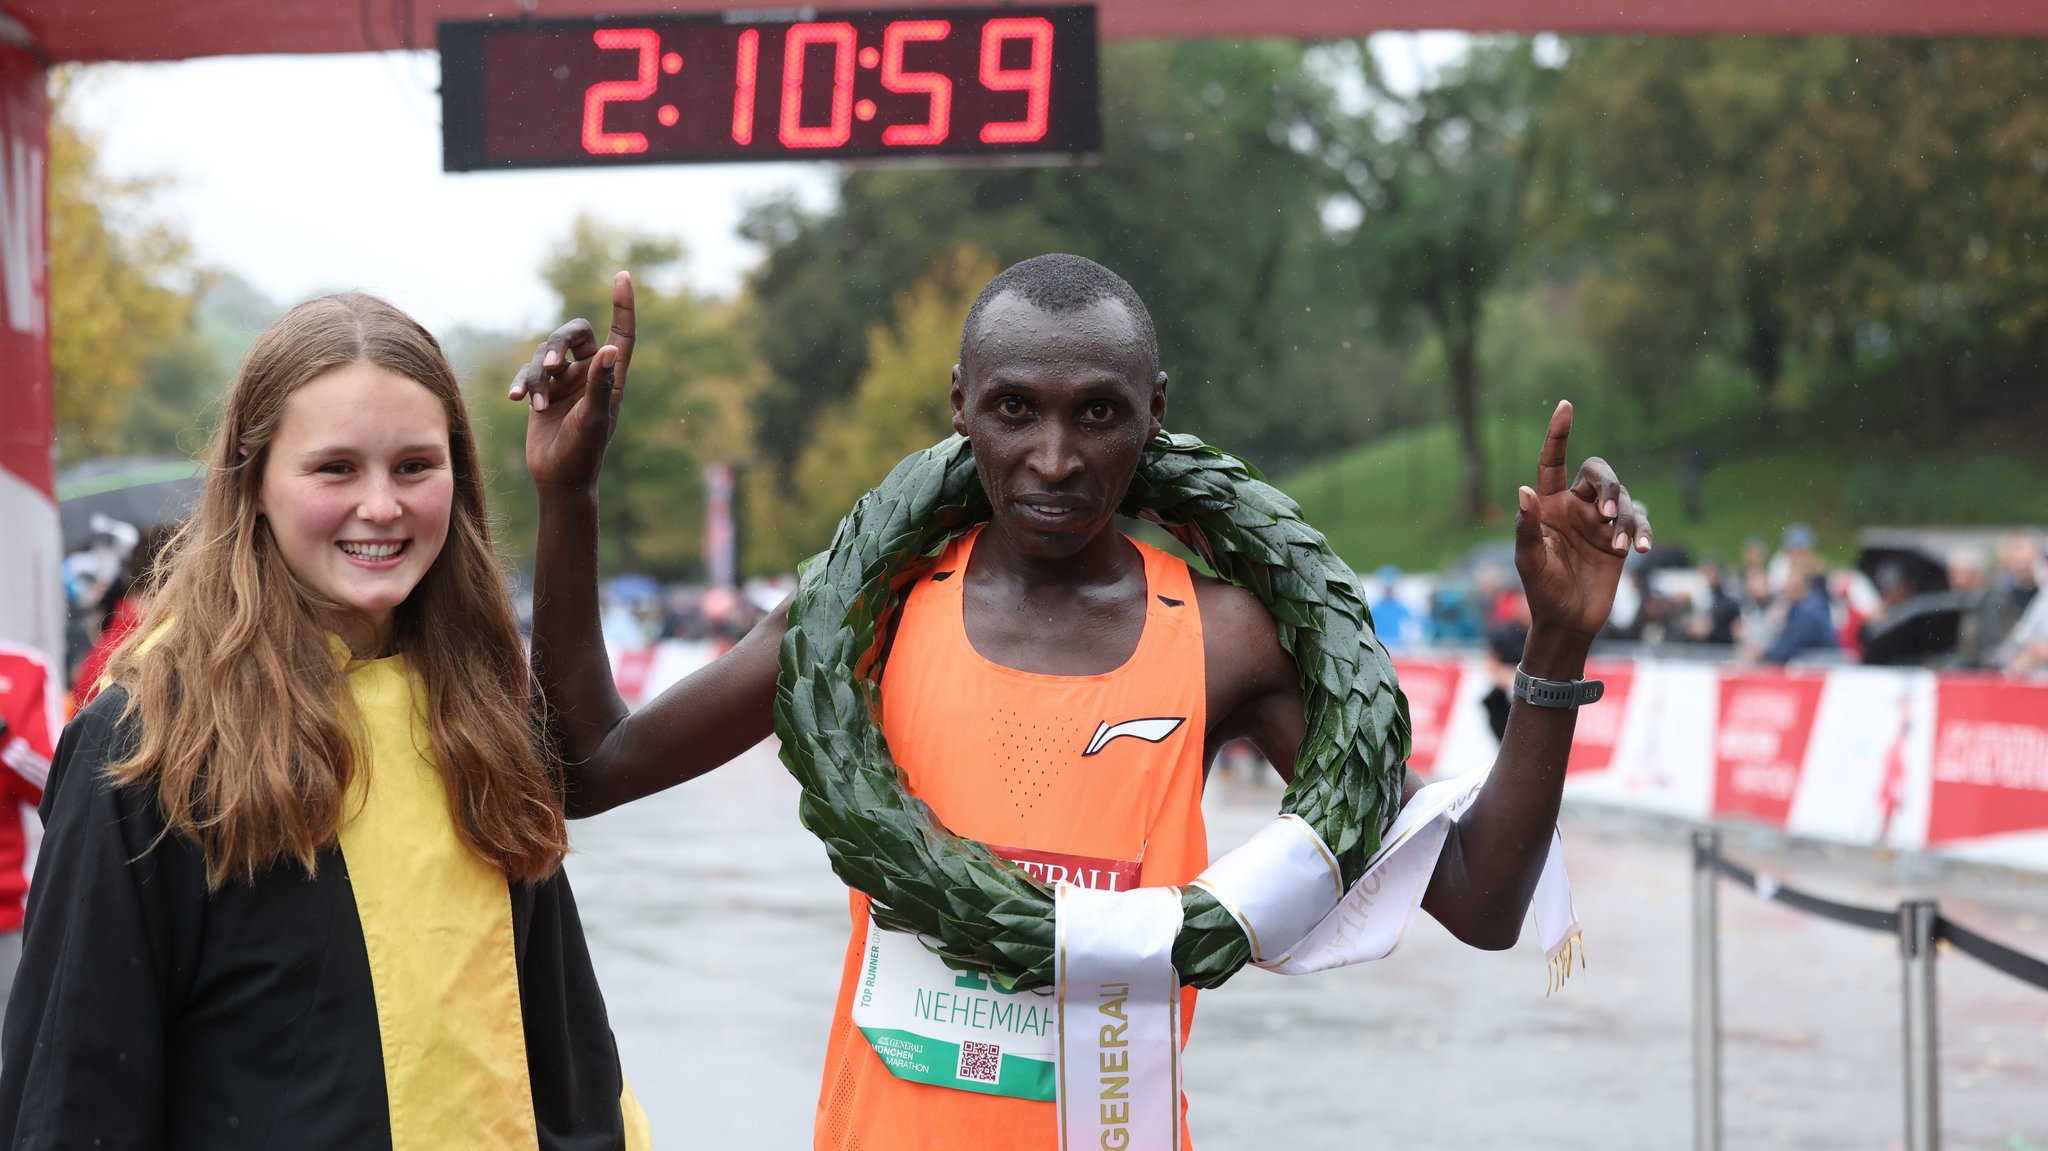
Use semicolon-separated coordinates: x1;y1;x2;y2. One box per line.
1514;667;1605;709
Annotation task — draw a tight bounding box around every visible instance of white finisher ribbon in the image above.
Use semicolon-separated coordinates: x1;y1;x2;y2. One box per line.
1048;767;1583;1151
1256;768;1582;980
1053;883;1184;1151
1187;813;1343;965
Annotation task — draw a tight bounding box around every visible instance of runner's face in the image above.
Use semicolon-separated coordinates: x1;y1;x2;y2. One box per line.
255;362;454;653
953;293;1164;560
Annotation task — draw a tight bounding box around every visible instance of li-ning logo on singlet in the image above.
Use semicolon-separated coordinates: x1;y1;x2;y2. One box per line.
1082;717;1186;756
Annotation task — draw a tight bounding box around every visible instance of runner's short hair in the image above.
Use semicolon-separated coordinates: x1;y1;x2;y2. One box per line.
960;254;1159;377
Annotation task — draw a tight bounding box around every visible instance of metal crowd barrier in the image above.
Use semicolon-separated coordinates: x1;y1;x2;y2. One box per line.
1689;830;2048;1151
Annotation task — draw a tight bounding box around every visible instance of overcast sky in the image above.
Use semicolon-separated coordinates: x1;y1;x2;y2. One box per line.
73;52;835;337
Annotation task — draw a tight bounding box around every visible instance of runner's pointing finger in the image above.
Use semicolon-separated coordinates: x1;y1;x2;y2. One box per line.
605;271;637;389
1536;400;1573;497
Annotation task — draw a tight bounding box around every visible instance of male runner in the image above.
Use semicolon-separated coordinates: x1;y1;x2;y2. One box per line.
515;255;1652;1149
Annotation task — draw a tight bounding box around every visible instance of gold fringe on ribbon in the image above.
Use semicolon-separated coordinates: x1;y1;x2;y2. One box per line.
1544;931;1587;997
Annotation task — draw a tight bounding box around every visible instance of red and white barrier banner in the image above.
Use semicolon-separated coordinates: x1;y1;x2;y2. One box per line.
1712;672;1825;827
1568;660;1634;777
605;636;2048;875
1394;657;2048;875
1396;659;1463;775
607;638;727;711
0;45;59;663
1927;678;2048;850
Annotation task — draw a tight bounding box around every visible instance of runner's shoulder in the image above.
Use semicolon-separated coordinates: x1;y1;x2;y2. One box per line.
1189;574;1292;676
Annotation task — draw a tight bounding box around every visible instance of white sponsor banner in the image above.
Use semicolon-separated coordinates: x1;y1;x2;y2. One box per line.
1788;667;1935;848
1570;660;1722;818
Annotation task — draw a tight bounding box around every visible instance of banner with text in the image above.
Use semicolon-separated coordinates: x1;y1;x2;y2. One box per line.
606;640;2048;874
1390;656;2048;874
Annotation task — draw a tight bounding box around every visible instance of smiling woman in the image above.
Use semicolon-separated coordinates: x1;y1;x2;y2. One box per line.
255;362;455;656
0;294;650;1151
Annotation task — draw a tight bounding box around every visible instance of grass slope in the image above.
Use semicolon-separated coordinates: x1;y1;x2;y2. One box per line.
1274;420;2048;575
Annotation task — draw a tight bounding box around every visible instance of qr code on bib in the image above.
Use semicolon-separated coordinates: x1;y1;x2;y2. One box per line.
957;1040;1002;1084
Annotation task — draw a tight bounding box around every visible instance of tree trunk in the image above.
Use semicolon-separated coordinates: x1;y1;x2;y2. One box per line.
1445;326;1488;525
1914;354;1951;445
1741;259;1785;399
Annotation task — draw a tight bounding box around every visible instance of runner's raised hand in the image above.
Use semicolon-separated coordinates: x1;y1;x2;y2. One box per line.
1512;400;1652;638
513;271;636;489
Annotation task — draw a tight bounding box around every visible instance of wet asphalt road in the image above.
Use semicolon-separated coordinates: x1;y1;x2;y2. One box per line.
565;742;2048;1151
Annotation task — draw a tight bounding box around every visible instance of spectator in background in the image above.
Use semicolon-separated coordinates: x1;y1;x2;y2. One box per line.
1977;533;2042;655
1479;623;1528;744
1758;549;1839;664
1767;522;1818;596
71;520;180;709
1994;576;2048;676
0;641;57;1023
1368;565;1429;652
1686;554;1742;646
1832;567;1876;660
1428;584;1483;645
1947;548;1990;666
1738;536;1771;607
1652;589;1694;645
1601;570;1646;643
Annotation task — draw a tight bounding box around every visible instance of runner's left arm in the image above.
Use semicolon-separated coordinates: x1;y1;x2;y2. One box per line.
1207;401;1647;950
1423;400;1646;947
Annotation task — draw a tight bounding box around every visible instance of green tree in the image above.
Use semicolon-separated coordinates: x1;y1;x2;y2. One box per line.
1546;38;2048;442
49;69;206;462
1312;38;1557;524
758;246;998;569
740;40;1371;479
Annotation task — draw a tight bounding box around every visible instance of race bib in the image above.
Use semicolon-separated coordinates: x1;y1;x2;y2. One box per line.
852;847;1141;1099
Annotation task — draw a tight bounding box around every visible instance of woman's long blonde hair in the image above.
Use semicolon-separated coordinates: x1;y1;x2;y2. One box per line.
108;292;566;888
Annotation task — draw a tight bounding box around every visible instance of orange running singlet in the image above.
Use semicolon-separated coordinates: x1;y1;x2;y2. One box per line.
814;527;1209;1151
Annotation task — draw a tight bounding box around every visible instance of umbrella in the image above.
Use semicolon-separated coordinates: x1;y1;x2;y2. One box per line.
1855;545;1950;596
57;458;202;553
1859;592;1963;666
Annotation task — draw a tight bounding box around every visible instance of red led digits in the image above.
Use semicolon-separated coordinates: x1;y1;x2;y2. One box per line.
978;17;1054;144
732;29;760;145
779;22;858;148
582;28;661;155
879;20;952;146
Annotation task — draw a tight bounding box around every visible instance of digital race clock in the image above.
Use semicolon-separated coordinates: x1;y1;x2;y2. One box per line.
440;7;1100;171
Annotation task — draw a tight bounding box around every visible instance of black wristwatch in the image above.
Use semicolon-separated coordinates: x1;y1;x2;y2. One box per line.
1513;667;1605;710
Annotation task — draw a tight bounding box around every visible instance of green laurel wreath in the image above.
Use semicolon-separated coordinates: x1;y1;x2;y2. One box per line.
774;432;1410;992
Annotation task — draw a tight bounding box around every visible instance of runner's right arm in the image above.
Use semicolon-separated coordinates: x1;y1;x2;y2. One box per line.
517;272;785;818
